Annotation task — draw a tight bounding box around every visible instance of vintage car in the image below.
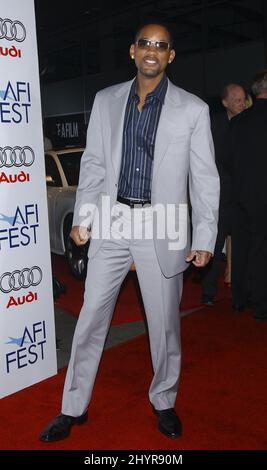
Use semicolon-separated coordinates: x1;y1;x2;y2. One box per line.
45;147;89;279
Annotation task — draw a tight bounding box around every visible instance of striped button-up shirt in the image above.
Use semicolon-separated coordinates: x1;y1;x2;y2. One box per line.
118;75;168;200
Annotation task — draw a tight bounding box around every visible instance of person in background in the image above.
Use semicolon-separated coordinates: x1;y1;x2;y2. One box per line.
230;70;267;320
202;83;246;305
39;21;219;442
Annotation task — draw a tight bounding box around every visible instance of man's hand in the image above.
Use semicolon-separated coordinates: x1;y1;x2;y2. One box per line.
186;250;212;267
70;226;90;246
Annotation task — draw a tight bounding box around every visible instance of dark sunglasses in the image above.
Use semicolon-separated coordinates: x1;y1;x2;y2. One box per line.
135;38;171;51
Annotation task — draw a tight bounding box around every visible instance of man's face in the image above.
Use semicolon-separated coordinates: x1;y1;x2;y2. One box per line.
130;24;175;79
222;86;246;118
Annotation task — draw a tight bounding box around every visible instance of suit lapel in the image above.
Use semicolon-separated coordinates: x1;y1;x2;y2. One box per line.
109;80;133;181
152;81;182;179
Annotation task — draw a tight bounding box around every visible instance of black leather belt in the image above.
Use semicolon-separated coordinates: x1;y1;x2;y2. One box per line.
117;195;151;208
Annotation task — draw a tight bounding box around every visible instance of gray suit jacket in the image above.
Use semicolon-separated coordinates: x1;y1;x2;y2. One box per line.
73;79;220;277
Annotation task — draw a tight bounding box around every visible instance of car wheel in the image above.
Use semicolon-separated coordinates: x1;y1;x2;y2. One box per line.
63;215;89;280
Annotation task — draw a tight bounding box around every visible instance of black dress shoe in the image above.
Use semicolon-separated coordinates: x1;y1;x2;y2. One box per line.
39;412;88;442
154;408;182;438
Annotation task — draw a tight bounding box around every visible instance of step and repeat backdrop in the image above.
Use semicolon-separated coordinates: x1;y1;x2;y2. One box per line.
0;0;57;398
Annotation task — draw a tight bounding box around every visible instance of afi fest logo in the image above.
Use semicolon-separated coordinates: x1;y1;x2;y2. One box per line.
0;81;31;124
4;321;47;374
0;204;39;251
0;146;35;184
0;18;26;59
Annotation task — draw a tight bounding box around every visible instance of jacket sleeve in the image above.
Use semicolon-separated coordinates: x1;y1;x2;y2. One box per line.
189;104;220;253
72;92;105;228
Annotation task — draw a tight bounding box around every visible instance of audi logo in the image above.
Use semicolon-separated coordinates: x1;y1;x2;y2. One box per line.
0;146;35;168
0;18;26;42
0;266;42;293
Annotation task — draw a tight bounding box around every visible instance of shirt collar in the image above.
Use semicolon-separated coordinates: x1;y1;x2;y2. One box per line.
130;75;168;105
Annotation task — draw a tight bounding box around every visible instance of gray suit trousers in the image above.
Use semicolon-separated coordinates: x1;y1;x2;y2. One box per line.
61;205;183;416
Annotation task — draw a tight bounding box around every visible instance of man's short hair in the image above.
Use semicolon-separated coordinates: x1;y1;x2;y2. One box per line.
134;21;174;48
251;70;267;97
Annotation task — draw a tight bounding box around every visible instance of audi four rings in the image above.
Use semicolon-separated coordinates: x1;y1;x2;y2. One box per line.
0;18;26;42
0;267;42;293
0;146;35;167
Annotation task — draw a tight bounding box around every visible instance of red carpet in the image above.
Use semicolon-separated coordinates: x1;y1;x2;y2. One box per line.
0;298;266;450
52;254;230;324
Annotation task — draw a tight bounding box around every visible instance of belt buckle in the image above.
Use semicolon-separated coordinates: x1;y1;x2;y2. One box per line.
132;201;150;209
132;202;143;209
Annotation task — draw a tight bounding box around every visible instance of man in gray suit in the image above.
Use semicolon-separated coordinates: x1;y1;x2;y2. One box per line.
40;22;219;442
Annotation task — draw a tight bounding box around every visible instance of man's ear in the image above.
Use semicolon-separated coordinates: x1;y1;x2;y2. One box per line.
129;44;135;60
168;49;176;64
222;99;227;109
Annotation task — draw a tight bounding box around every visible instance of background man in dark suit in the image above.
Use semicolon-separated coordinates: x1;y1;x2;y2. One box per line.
202;83;246;305
230;71;267;320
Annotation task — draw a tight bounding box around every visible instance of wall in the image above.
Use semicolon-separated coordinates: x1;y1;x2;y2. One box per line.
41;39;265;118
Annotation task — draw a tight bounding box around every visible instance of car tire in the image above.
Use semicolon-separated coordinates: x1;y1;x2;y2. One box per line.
63;215;89;280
